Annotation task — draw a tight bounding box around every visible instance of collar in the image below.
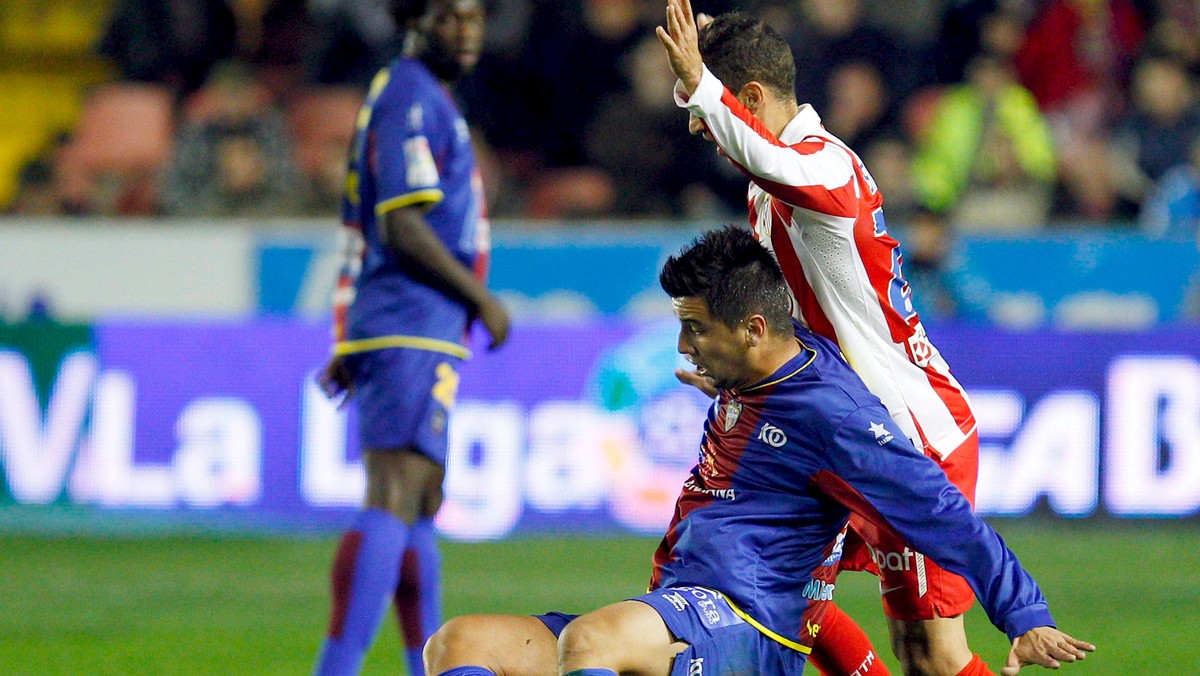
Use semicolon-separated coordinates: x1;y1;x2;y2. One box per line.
778;104;825;145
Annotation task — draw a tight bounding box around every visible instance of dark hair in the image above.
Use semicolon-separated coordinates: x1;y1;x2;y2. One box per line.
698;12;796;100
660;225;793;335
390;0;428;25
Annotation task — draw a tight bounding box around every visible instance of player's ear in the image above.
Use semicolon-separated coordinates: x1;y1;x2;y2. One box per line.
737;82;766;114
745;314;768;346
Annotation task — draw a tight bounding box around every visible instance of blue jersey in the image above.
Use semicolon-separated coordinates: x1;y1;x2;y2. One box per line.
650;326;1053;654
333;57;489;359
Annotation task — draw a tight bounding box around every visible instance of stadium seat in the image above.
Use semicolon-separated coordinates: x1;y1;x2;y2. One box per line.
56;83;175;214
286;87;364;177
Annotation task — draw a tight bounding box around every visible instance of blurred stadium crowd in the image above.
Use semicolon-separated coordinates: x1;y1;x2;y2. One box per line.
2;0;1200;243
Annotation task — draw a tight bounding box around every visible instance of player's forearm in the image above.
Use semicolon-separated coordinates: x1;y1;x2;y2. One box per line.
381;207;490;311
676;66;853;203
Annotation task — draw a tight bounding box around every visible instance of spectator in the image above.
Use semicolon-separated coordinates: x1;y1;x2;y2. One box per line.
304;0;400;87
1013;0;1146;219
911;52;1057;232
787;0;931;112
583;33;741;218
160;62;303;217
97;0;238;97
1139;134;1200;239
1109;52;1200;211
821;59;903;150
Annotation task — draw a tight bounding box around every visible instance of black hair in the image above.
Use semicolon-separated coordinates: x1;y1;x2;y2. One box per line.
390;0;428;25
659;225;793;335
698;12;796;100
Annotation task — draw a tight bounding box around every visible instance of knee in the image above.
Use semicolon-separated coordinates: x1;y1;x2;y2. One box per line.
558;613;618;665
423;615;491;674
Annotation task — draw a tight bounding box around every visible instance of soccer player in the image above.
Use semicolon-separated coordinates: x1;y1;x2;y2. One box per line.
658;3;989;674
312;1;509;674
422;227;1093;676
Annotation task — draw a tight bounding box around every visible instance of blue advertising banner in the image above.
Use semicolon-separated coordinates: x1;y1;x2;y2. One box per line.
1;319;1198;538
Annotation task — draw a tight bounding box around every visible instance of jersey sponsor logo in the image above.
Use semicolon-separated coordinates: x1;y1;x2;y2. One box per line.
869;421;894;445
806;619;821;637
757;422;787;447
870;545;917;572
801;578;835;601
662;591;688;612
403;135;439;188
688;658;704;676
723;399;742;431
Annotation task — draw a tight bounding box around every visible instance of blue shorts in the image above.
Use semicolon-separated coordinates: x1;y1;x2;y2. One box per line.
349;348;460;463
535;587;808;675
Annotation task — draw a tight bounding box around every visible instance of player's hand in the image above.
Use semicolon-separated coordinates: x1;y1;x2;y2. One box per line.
675;367;718;398
1001;627;1095;674
656;0;705;96
476;294;511;350
319;355;354;405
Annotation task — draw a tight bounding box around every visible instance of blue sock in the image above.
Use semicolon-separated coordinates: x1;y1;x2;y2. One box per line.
563;671;619;676
436;668;496;676
314;509;409;676
396;518;442;676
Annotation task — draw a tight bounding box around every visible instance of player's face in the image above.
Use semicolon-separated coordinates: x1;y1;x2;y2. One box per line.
688;114;714;141
673;296;753;390
423;0;485;79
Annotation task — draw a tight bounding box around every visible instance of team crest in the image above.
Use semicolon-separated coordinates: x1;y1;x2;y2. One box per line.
723;400;742;431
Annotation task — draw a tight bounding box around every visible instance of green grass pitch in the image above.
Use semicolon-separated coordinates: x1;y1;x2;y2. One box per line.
2;519;1197;674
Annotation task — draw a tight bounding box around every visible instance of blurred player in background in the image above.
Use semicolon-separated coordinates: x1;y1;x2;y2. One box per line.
313;1;509;674
659;3;988;675
420;227;1092;676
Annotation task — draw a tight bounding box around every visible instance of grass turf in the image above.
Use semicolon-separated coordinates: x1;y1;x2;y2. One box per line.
1;519;1196;674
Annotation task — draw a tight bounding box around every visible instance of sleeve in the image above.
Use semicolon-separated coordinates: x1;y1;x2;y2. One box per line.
370;85;446;218
673;66;857;216
811;406;1055;640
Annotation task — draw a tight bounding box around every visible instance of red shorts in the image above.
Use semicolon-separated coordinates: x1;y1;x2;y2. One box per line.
838;430;980;622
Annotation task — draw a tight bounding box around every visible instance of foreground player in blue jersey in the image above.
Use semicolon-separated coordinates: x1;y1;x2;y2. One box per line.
423;227;1092;676
312;1;509;675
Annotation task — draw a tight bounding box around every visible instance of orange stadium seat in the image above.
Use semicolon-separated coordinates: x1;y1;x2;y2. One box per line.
56;83;175;214
287;87;365;177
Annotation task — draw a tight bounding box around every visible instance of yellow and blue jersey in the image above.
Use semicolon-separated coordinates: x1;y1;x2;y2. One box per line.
333;57;489;360
650;325;1054;654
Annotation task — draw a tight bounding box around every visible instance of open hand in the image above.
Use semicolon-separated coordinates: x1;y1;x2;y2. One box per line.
1001;626;1095;675
319;355;354;405
655;0;705;96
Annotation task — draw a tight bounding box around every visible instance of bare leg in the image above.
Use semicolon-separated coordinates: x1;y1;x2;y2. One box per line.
424;614;559;676
558;601;686;675
887;615;976;676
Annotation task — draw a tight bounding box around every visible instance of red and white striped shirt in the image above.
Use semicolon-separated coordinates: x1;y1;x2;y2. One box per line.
675;66;975;457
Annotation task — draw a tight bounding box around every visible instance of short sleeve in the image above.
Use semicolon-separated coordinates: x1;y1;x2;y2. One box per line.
370;87;446;217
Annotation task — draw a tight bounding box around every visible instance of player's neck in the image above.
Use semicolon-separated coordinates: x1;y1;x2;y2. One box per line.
759;99;802;139
743;336;803;388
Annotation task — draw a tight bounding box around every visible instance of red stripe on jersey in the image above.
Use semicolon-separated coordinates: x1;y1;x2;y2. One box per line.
394;548;424;649
719;88;787;147
922;365;976;435
851;215;917;343
327;531;364;638
651;398;762;590
762;203;840;343
810;470;903;544
753;163;860;217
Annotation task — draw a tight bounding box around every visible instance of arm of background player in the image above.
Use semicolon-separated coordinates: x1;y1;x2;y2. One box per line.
379;206;509;349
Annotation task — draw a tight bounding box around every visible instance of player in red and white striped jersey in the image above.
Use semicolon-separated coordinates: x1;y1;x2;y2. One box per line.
659;3;998;675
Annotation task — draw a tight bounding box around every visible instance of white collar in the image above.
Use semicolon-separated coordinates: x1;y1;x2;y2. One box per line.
778;104;825;145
